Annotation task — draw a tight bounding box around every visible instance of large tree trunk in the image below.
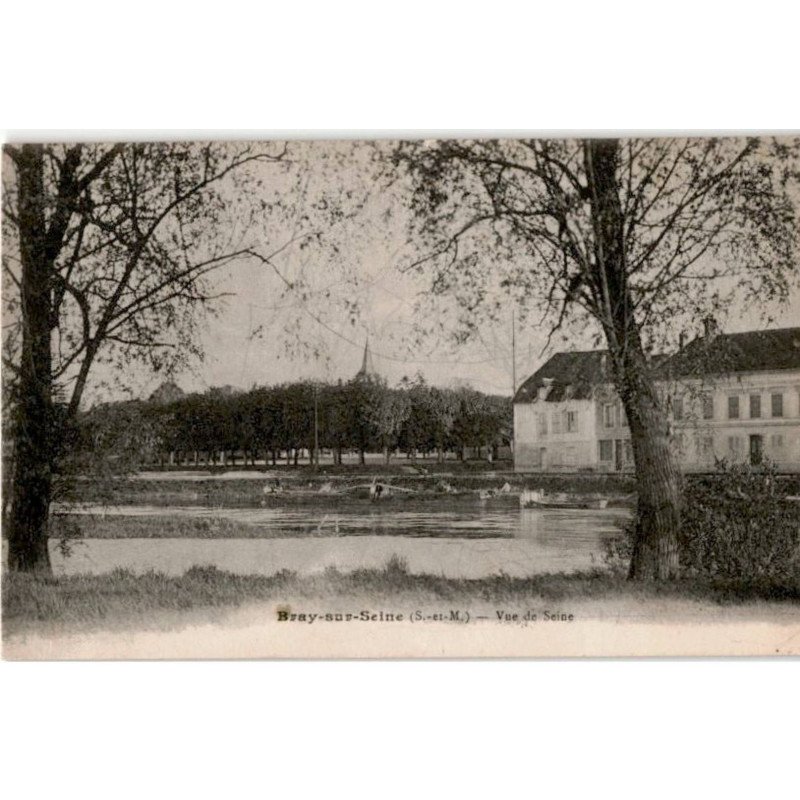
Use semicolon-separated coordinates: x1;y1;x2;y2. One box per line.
7;146;54;574
586;138;681;580
616;346;681;579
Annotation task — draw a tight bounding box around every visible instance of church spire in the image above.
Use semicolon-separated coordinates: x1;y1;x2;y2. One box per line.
355;336;377;380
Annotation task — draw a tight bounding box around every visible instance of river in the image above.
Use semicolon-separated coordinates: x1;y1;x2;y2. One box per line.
49;503;631;579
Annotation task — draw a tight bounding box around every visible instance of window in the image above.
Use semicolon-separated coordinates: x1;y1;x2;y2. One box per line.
771;434;784;450
565;445;576;465
603;403;615;428
672;397;684;420
727;436;742;454
566;411;577;432
552;411;563;434
728;396;740;420
749;395;761;419
623;441;634;463
771;393;783;418
701;393;714;420
599;440;613;462
617;401;628;427
537;413;548;437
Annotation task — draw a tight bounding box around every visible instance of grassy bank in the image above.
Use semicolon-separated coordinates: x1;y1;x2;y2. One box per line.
50;513;296;540
4;560;798;638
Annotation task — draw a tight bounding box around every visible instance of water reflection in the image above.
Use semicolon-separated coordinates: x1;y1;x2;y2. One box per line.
52;503;630;579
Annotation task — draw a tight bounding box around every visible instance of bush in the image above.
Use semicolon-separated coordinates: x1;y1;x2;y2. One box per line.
605;460;800;583
680;460;800;581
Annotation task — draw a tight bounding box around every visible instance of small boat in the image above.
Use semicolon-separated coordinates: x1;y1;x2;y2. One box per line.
520;490;608;510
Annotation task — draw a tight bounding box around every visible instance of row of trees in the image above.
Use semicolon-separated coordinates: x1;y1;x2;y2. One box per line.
77;377;512;469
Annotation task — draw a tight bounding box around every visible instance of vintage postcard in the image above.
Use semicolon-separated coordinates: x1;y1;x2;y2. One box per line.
2;135;799;659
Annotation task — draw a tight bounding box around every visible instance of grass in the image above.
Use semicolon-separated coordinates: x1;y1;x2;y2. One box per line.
4;558;799;638
50;513;285;540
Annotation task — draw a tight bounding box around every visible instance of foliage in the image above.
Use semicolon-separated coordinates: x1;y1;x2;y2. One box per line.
71;378;512;466
606;461;800;582
390;137;800;350
680;460;800;581
2;142;288;413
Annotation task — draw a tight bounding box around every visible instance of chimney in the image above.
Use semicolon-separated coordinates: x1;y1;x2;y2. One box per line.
702;316;719;340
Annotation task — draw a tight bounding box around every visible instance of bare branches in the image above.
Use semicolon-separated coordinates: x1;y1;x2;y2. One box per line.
396;135;800;361
3;141;289;415
400;214;496;274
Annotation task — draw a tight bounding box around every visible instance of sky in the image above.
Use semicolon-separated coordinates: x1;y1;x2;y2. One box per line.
82;139;800;405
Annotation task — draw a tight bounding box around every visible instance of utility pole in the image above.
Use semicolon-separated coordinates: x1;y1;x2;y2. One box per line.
511;309;517;460
511;309;517;397
313;383;320;468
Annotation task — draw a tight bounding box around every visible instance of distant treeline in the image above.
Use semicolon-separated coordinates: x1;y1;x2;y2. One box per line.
76;377;512;468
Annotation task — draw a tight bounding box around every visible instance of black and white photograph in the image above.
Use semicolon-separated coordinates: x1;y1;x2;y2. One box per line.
2;135;799;659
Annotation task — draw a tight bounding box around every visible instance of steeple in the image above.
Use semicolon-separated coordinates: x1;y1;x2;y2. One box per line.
355;337;378;380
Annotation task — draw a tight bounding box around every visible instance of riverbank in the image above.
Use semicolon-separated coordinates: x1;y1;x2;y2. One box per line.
67;469;637;509
4;561;799;642
62;466;800;511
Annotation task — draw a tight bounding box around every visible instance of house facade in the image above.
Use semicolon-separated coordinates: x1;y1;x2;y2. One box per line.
513;327;800;473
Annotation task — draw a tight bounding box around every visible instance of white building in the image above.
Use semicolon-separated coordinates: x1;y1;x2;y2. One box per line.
513;326;800;473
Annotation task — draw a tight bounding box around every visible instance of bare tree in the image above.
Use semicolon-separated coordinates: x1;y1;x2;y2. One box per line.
392;136;800;580
2;141;287;572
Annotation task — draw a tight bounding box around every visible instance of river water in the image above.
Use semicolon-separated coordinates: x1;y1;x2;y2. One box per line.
50;503;631;579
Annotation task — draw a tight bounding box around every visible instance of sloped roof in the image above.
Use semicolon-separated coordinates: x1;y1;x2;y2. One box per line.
513;327;800;404
513;350;609;403
664;327;800;378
